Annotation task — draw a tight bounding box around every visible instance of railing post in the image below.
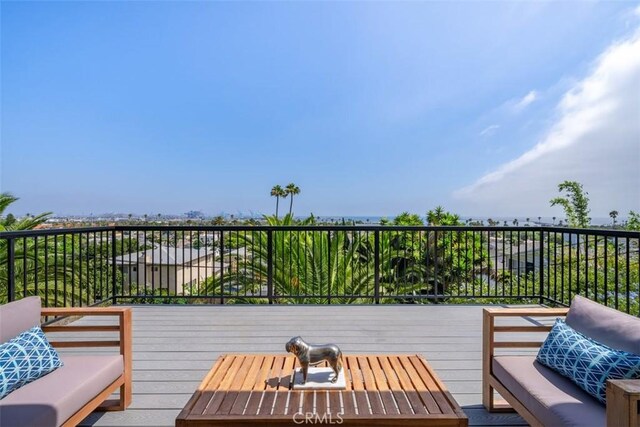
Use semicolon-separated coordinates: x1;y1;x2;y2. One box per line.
7;237;15;302
374;230;380;304
539;230;545;305
267;229;273;304
434;229;439;304
219;231;225;305
111;228;117;305
327;231;332;305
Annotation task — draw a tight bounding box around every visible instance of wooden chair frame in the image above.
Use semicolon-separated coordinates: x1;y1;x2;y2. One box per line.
483;307;640;427
40;307;132;427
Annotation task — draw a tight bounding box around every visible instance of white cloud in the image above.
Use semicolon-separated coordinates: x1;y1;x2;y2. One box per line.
480;124;500;137
453;29;640;217
512;90;538;111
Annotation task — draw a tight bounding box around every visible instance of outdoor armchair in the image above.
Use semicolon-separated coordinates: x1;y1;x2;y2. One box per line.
0;297;132;427
483;297;640;427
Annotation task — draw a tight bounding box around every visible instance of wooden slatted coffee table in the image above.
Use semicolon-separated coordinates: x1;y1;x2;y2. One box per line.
176;354;468;426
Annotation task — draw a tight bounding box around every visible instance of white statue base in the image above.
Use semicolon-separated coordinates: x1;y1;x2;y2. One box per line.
292;367;346;390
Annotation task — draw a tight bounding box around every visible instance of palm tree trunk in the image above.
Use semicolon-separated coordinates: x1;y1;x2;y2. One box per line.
289;196;294;216
276;197;280;219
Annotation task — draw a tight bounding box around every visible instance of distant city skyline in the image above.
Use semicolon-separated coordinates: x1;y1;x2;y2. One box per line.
39;212;628;226
2;2;639;218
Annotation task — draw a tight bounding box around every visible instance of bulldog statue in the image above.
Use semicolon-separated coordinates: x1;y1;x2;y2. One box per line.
285;336;342;384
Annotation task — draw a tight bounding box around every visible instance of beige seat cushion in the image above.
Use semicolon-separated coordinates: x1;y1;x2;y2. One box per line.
0;355;123;427
493;355;605;427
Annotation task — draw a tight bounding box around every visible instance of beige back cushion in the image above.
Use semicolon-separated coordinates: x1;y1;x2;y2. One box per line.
0;296;41;342
565;295;640;354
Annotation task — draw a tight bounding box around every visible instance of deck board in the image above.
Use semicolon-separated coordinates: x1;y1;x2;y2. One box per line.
49;304;530;426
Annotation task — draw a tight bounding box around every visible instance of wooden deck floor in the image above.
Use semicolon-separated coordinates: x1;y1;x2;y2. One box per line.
53;305;531;426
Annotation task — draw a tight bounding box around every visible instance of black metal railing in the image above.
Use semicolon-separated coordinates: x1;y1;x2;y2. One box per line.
0;227;115;307
1;225;638;315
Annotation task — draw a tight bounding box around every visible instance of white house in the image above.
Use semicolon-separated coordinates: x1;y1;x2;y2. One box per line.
114;246;226;294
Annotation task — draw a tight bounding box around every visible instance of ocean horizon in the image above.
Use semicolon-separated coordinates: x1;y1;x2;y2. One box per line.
51;213;622;226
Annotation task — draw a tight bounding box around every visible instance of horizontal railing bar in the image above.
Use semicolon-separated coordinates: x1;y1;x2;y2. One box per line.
0;224;637;237
116;224;521;232
41;307;129;316
116;224;640;236
41;298;115;325
112;294;544;300
0;226;113;238
485;308;570;316
49;340;120;348
43;325;120;332
493;326;553;332
493;341;544;348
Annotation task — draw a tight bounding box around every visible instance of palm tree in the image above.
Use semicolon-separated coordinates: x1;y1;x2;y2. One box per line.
552;216;556;225
609;210;619;226
199;210;490;304
0;193;87;306
270;185;287;219
0;194;50;232
4;213;16;226
209;215;402;304
285;183;300;217
427;206;445;225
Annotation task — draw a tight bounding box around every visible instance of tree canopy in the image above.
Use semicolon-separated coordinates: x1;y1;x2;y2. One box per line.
550;181;590;228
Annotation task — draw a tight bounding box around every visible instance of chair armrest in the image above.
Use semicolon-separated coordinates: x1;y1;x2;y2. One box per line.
483;306;568;412
41;306;133;408
41;307;130;317
41;307;131;355
607;380;640;427
483;307;569;317
483;307;568;349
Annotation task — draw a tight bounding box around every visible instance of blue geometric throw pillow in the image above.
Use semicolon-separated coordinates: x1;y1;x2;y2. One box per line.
537;319;640;404
0;326;63;399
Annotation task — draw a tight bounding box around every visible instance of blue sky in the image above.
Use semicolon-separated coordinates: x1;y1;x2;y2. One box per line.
2;1;639;218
